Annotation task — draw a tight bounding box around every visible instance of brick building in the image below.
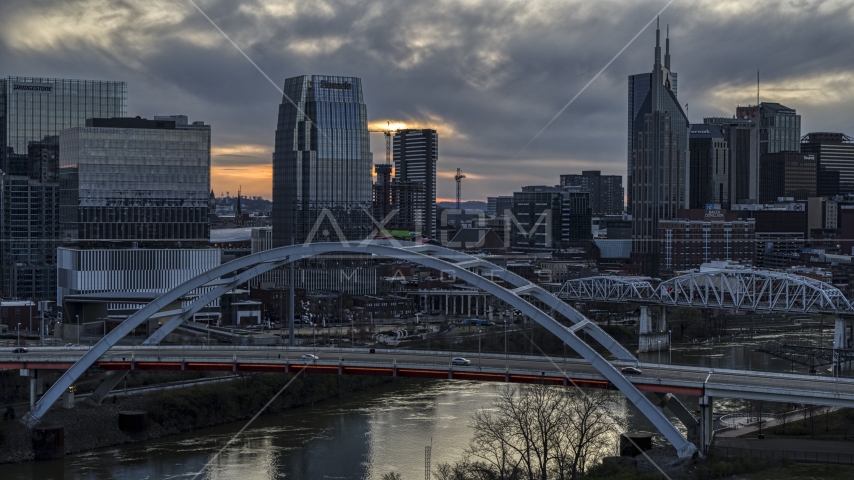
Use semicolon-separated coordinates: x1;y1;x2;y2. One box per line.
659;209;755;274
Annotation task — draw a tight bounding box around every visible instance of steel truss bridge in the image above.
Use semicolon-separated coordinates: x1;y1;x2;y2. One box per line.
558;270;854;315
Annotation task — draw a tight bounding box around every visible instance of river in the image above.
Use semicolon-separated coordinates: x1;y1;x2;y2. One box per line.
3;328;835;479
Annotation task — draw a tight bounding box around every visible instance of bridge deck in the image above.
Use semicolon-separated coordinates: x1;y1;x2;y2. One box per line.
4;347;854;406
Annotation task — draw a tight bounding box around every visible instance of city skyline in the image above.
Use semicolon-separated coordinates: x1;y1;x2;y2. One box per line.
2;1;853;201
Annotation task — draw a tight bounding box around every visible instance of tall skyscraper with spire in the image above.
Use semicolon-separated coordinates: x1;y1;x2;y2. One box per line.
628;25;678;215
628;21;689;277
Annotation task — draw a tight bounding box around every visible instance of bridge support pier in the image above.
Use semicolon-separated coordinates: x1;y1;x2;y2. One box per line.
698;395;714;454
655;392;700;447
638;307;670;353
29;372;37;409
834;317;854;350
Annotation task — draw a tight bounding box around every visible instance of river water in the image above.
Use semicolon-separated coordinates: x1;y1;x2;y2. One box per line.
4;329;833;479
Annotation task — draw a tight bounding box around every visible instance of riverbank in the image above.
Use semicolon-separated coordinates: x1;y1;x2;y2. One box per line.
0;372;398;464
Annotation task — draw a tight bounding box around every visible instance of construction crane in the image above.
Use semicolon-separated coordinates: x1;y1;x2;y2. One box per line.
455;168;466;209
368;121;395;164
368;121;437;164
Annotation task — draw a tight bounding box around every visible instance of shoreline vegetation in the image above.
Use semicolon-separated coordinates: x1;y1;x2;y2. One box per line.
0;372;396;464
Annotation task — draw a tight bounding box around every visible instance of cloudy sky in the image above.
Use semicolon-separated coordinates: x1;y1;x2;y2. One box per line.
3;0;853;201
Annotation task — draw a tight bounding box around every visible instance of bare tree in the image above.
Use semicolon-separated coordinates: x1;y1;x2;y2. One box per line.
821;405;834;432
553;386;626;478
749;400;767;436
775;402;791;434
465;384;625;480
806;404;817;438
670;307;703;340
467;402;523;479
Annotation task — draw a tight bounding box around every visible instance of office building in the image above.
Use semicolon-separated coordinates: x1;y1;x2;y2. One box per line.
706;103;801;205
56;247;221;307
251;227;273;253
759;152;816;202
808;196;838;237
59;116;211;247
487;196;514;217
393;129;438;238
56;116;215;307
272;75;372;246
629;22;689;276
801;133;854;195
560;171;623;215
688;124;730;208
511;185;591;250
0;77;126;300
704;116;756;204
659;209;755;273
372;164;393;223
732;201;808;269
390;180;424;233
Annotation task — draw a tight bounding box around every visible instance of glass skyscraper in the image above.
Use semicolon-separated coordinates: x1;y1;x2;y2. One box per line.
628;23;689;277
58;116;211;247
273;75;373;246
0;77;126;300
56;116;214;308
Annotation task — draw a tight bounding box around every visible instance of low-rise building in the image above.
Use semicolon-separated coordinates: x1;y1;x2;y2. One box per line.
352;295;414;319
0;300;37;332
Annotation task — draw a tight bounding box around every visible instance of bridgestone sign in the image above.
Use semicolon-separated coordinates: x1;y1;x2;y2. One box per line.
12;82;54;93
319;80;352;90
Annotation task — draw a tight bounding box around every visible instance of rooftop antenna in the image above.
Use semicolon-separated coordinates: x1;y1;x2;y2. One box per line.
664;24;671;70
757;69;760;105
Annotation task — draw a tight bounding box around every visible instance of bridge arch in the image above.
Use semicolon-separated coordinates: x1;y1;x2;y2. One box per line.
22;241;695;457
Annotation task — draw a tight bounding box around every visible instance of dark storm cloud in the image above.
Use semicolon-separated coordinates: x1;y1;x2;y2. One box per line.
2;0;853;199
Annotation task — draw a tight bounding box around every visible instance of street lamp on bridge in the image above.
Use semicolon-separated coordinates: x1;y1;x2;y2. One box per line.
478;328;483;367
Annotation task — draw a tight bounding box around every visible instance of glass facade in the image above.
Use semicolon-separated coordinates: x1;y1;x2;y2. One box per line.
0;76;126;300
56;247;220;307
273;75;372;246
59;123;210;248
802;133;854;194
393;129;438;237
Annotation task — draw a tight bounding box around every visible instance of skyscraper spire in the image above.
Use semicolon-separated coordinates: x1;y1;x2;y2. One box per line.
665;24;671;70
655;15;661;70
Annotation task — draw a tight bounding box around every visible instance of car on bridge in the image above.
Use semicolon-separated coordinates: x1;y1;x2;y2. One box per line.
451;357;471;366
301;354;319;362
12;347;27;354
621;367;642;375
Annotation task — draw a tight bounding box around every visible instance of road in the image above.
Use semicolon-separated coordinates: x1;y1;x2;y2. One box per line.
4;345;854;407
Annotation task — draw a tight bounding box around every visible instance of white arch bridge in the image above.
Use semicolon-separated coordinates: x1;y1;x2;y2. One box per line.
23;241;704;457
558;270;854;316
